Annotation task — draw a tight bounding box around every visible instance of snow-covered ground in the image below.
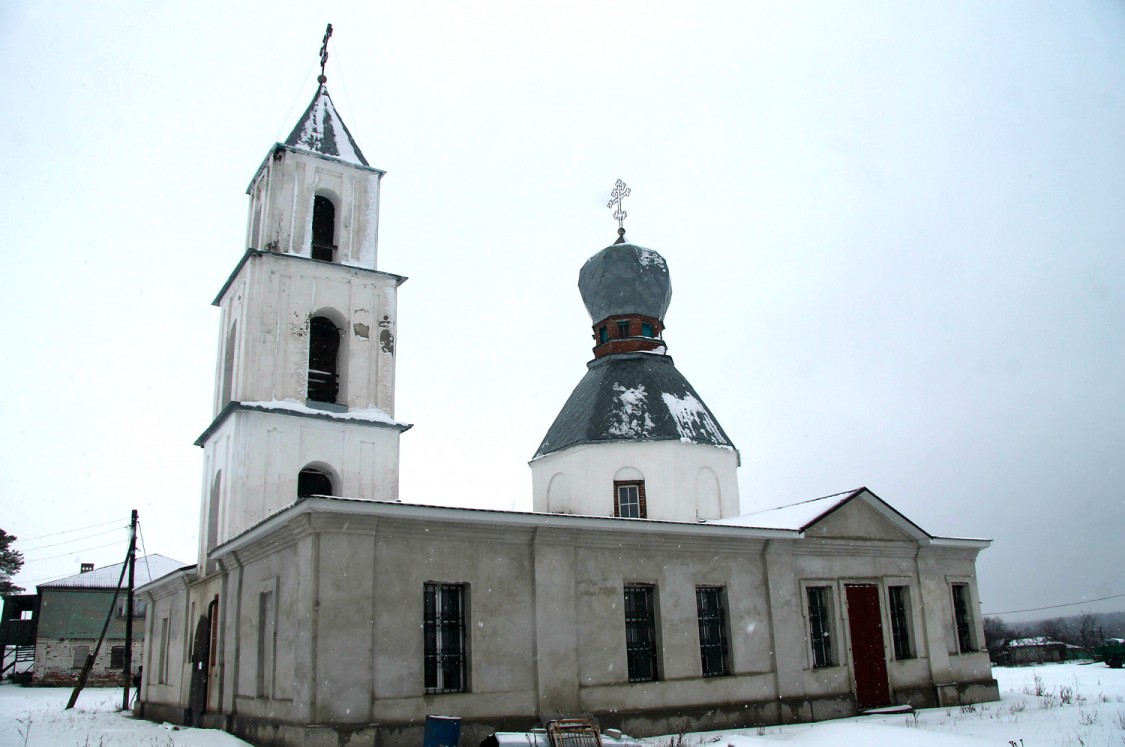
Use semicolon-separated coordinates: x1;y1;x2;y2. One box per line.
0;685;250;746
649;663;1125;747
1;662;1121;746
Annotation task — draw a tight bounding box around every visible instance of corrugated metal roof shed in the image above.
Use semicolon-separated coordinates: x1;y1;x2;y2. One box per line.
38;554;189;590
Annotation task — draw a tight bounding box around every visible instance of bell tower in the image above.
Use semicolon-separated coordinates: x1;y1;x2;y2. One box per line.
195;40;409;573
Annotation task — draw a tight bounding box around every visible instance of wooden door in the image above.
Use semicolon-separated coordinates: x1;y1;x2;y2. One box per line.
188;615;210;726
845;584;891;710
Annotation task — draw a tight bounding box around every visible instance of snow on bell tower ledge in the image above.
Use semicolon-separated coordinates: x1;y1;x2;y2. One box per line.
243;83;384;271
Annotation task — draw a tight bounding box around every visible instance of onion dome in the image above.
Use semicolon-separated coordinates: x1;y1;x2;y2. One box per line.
579;243;671;323
579;243;672;358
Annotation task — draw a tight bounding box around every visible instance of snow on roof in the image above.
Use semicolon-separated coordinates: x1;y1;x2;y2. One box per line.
1008;637;1067;648
284;85;369;166
39;554;189;590
710;489;864;530
534;353;735;458
240;399;403;426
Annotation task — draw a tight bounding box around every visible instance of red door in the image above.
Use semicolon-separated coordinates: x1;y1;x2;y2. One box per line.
845;584;891;709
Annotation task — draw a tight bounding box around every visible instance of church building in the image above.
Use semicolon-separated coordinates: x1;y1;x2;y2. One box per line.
137;59;999;747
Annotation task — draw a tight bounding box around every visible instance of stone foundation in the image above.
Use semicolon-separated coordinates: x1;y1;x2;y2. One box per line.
136;683;997;747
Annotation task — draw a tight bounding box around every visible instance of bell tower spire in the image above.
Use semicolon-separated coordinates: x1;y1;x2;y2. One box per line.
195;30;409;573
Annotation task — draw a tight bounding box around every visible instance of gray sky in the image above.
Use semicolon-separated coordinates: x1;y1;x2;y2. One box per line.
1;2;1122;624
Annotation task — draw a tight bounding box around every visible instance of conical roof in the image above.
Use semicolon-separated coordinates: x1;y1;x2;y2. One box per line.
533;353;734;459
284;85;369;166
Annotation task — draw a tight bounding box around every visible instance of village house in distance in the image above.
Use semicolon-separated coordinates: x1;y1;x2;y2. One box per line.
137;41;999;747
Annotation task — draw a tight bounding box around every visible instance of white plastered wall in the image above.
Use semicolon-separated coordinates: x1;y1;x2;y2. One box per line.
198;410;402;564
530;440;741;521
245;148;382;269
210;253;399;417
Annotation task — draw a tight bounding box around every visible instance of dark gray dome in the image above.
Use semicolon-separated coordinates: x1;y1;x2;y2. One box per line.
578;243;672;322
533;353;735;459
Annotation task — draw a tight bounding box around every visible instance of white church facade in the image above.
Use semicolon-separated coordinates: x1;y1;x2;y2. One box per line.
137;72;999;747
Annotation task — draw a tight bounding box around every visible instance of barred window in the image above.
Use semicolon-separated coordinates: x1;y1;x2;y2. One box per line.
624;584;659;682
695;586;729;677
110;645;126;669
951;583;976;653
424;583;468;693
888;586;915;660
807;586;835;668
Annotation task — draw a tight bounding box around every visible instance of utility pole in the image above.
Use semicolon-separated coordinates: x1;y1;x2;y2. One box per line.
121;509;137;711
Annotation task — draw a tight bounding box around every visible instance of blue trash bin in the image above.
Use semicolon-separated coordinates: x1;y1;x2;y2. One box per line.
423;715;462;747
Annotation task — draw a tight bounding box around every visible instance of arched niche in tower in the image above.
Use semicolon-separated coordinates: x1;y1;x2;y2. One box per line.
311;193;338;262
696;466;721;521
298;462;338;499
306;311;347;406
547;472;570;514
206;470;222;552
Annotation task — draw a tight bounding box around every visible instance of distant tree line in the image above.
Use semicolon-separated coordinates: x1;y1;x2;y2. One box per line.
983;610;1125;664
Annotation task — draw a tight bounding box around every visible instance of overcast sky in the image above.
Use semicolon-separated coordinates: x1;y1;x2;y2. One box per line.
1;2;1122;624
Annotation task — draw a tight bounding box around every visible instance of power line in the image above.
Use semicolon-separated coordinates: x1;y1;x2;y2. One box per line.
22;540;125;563
18;526;126;553
14;518;129;543
984;592;1125;616
137;521;153;581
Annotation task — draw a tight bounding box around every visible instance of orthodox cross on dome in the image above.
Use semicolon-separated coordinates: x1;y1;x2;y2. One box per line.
608;179;631;244
318;23;334;84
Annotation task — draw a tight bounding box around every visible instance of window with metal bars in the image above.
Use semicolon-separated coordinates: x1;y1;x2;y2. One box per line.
951;583;976;653
807;585;835;668
110;645;125;669
695;586;729;677
888;585;915;660
424;583;468;693
623;584;659;682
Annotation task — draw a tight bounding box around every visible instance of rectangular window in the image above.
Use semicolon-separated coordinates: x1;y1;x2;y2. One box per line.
72;644;90;669
695;586;729;677
616;320;631;338
641;322;654;338
623;584;659;682
887;585;915;660
807;586;835;668
951;583;976;653
614;481;646;518
424;583;468;694
599;326;608;344
110;645;126;669
117;597;147;618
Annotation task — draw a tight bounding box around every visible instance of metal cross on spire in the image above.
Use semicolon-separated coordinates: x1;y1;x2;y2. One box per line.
318;23;334;84
608;179;631;244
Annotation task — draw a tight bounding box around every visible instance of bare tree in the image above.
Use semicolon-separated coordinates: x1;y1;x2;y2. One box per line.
983;616;1014;663
1075;612;1104;656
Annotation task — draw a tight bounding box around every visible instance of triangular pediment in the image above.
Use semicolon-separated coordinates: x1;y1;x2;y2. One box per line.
802;488;930;542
